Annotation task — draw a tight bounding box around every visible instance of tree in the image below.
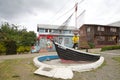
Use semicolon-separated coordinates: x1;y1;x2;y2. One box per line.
20;31;36;46
0;22;37;54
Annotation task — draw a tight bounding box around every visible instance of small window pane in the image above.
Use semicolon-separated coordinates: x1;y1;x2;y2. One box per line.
97;26;104;31
45;29;48;32
87;27;90;32
110;28;116;32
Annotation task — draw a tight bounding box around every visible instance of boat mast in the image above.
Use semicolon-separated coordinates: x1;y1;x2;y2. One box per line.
73;1;78;34
75;2;78;29
74;0;84;34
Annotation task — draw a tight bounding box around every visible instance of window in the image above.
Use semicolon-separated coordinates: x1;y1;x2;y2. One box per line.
98;26;104;31
110;28;116;32
108;36;113;41
59;30;62;33
63;30;70;34
87;27;91;32
97;36;105;41
98;26;100;31
45;29;53;33
69;30;72;34
108;36;116;41
39;28;44;33
59;37;63;44
101;27;104;31
45;29;48;33
65;38;69;44
53;29;58;33
49;29;52;32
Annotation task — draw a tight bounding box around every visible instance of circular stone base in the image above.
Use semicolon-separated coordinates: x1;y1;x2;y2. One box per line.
33;55;104;72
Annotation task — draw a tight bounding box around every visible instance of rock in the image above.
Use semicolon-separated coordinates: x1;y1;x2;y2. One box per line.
34;67;73;79
53;67;73;79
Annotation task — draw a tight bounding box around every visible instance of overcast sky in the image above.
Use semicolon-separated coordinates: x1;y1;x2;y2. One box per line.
85;0;120;25
0;0;120;33
0;0;76;33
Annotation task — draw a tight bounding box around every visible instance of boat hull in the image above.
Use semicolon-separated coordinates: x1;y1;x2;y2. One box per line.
53;42;100;61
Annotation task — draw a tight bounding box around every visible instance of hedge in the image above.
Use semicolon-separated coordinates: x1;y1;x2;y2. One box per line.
88;42;95;49
17;46;31;54
0;40;31;55
5;40;17;55
0;42;6;55
101;45;120;51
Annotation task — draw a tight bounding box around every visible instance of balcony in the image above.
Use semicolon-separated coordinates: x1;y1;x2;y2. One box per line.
95;31;118;36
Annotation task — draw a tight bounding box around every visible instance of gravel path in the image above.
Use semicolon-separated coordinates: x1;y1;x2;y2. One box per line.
73;50;120;80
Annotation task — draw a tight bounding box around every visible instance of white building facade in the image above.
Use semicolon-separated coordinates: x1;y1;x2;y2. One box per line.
32;24;77;52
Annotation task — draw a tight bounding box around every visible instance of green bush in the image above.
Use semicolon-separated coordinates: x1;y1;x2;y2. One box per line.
17;46;31;54
17;46;25;54
0;43;6;55
88;42;95;49
24;46;31;52
101;45;120;51
4;40;17;55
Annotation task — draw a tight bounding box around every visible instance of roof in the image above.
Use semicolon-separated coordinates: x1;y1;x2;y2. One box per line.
37;24;77;30
108;21;120;27
80;24;120;29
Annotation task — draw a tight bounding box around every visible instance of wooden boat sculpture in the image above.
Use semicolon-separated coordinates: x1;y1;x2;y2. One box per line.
49;5;100;62
52;41;100;62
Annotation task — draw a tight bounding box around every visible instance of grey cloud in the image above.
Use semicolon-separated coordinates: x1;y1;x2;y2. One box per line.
0;0;66;20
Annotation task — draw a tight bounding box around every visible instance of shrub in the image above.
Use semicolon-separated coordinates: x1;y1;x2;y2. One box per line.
24;46;31;52
4;40;17;55
17;46;31;54
88;42;95;49
101;45;120;51
17;46;25;54
0;43;6;55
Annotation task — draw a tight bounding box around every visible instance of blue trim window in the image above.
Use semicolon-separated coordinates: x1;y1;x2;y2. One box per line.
39;28;44;33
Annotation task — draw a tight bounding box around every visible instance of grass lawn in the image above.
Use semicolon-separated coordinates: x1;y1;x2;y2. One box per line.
0;57;106;80
0;58;58;80
112;56;120;63
0;54;119;80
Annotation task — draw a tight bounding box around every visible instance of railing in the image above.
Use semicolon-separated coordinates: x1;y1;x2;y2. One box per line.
95;31;118;36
